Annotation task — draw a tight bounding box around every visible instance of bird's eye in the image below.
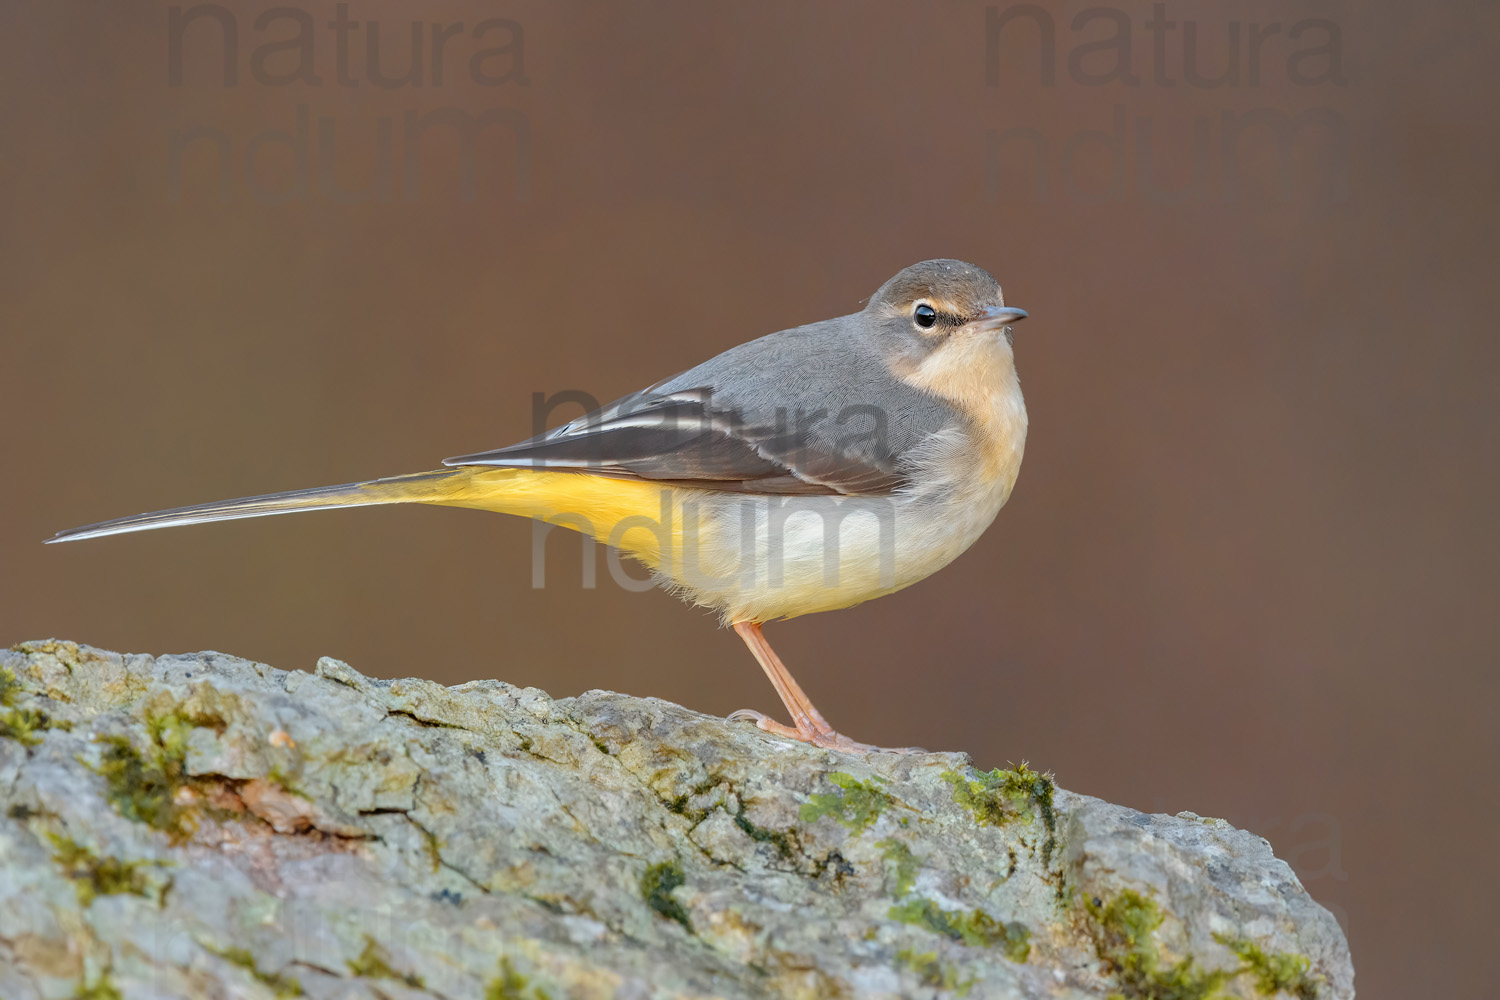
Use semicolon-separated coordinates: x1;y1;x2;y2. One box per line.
913;303;938;329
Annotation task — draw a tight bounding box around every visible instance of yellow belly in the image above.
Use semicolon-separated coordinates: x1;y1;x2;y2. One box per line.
419;466;1014;625
428;467;686;567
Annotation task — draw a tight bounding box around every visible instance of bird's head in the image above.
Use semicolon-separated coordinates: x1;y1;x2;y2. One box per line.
866;259;1028;378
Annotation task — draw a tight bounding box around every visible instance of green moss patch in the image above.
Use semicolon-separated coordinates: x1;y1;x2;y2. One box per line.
89;708;300;840
1086;889;1328;999
942;763;1057;865
0;665;21;706
206;944;303;998
733;801;797;860
889;897;1031;962
485;956;552;1000
640;859;693;931
1;704;57;746
0;665;69;746
47;834;160;905
665;777;720;822
1218;935;1325;1000
1087;890;1230;1000
264;765;310;801
876;838;920;897
347;935;425;989
895;948;976;995
72;972;123;1000
798;772;891;835
878;798;1030;966
92;715;196;838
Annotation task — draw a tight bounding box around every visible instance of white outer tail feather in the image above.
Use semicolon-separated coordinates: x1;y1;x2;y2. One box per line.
47;470;459;544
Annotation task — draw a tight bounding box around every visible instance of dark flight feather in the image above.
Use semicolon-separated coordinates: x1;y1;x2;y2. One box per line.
446;316;959;496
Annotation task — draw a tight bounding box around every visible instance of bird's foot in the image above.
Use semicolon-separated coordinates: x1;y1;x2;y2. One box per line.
727;708;925;755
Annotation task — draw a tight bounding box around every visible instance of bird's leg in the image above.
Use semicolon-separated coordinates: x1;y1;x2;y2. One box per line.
729;621;826;735
727;621;922;754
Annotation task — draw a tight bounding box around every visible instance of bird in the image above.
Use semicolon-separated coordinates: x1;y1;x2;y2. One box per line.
49;259;1030;754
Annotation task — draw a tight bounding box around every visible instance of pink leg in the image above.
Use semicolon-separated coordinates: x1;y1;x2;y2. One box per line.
728;622;922;755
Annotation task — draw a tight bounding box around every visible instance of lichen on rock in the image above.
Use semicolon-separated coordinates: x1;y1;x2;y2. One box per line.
0;640;1354;999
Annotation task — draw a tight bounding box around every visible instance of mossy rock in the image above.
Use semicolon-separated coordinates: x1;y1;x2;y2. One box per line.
0;641;1353;999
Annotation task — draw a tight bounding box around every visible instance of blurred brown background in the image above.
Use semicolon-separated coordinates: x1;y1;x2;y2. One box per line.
2;2;1495;995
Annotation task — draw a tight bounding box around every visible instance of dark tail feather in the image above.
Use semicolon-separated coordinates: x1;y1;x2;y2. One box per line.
47;469;463;543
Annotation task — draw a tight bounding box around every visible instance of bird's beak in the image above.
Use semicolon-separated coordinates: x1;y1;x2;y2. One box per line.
971;305;1029;332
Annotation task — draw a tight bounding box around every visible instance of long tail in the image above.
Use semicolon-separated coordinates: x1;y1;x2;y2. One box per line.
48;467;681;570
47;469;476;544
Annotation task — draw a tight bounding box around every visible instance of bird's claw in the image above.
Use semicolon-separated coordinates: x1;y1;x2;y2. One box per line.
727;708;926;755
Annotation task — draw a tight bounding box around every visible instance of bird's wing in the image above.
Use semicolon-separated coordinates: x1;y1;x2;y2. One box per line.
445;382;896;495
445;322;957;496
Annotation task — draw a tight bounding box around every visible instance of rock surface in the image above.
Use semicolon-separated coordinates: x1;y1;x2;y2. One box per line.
0;640;1353;1000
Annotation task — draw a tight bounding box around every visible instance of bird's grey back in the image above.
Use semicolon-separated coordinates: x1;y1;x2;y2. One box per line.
658;314;958;464
446;312;960;495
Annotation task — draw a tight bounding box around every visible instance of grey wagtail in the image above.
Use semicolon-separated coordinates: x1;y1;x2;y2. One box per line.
51;259;1030;754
